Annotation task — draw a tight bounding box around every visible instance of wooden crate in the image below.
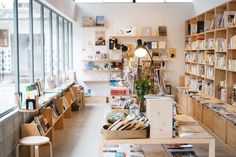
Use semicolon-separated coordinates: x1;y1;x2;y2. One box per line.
193;101;203;122
212;112;227;142
227;120;236;149
202;105;213;131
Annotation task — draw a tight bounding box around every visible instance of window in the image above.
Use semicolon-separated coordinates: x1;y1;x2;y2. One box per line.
52;12;58;76
33;1;43;82
59;17;64;73
64;20;69;71
44;8;51;82
0;0;16;116
68;22;72;69
18;0;31;90
0;0;73;117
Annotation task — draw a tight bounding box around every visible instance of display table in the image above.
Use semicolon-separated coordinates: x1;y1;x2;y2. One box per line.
99;126;215;157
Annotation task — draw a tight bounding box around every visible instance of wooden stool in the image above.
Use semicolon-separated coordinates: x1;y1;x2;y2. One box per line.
16;136;53;157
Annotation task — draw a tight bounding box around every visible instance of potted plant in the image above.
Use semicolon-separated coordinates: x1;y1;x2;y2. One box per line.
134;72;150;112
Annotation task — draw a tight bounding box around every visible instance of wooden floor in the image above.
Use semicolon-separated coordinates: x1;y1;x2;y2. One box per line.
53;102;236;157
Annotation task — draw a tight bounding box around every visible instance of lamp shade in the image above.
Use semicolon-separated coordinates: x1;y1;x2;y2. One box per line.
134;47;147;57
134;39;148;57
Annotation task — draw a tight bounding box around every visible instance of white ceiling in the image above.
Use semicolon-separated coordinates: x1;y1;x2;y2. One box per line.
74;0;193;3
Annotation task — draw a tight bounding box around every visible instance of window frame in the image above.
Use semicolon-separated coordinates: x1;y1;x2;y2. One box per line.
0;0;73;118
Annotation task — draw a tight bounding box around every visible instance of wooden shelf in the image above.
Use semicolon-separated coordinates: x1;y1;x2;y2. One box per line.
228;69;236;73
83;80;109;83
111;35;166;39
215;67;227;71
82;59;122;62
80;26;106;29
83;69;121;72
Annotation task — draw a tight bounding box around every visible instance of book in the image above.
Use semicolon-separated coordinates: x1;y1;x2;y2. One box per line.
82;16;93;27
141;26;151;36
158;26;167;36
34;116;45;135
96;16;105;26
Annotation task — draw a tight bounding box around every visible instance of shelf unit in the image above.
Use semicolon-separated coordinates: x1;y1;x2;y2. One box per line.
185;0;236;105
20;83;83;157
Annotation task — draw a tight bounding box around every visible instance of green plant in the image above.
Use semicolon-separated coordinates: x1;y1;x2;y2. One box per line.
134;78;150;91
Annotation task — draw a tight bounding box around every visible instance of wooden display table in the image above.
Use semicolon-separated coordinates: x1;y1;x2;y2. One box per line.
99;125;215;157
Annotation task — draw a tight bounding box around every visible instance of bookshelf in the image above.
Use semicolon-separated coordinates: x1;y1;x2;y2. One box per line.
185;0;236;105
20;84;82;157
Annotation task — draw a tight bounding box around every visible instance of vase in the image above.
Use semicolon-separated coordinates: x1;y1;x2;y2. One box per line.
135;89;148;112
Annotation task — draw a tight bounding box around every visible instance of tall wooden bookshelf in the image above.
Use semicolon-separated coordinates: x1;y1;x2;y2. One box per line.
185;0;236;105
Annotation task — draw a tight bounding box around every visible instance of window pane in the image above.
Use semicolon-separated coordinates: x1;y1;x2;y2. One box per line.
68;22;72;70
136;0;164;2
59;17;64;73
18;0;31;90
33;1;43;82
44;8;51;83
64;20;69;71
0;0;16;115
52;12;58;76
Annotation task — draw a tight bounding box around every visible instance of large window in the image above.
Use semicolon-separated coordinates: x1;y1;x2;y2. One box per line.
64;20;69;71
0;0;73;117
68;22;72;69
33;1;43;81
52;12;58;76
0;0;16;116
18;0;31;90
59;17;64;73
44;8;51;81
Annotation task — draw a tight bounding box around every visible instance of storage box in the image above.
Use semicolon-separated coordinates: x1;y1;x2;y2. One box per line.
213;112;227;142
101;128;148;139
146;98;174;138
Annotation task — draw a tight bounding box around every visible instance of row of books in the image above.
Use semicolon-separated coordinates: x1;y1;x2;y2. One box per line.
229;35;236;49
215;54;226;69
190;64;205;76
188;11;236;35
228;59;236;71
31;114;51;136
205;67;214;79
185;51;204;63
186;38;227;52
205;54;214;65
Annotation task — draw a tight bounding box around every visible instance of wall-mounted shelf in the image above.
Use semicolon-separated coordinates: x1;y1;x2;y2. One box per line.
83;80;109;83
82;59;122;62
83;69;121;72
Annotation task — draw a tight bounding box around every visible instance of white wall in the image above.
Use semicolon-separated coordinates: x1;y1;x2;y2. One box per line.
192;0;230;16
75;3;193;96
41;0;77;20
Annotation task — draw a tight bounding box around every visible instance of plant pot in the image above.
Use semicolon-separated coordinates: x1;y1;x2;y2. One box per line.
135;89;148;112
